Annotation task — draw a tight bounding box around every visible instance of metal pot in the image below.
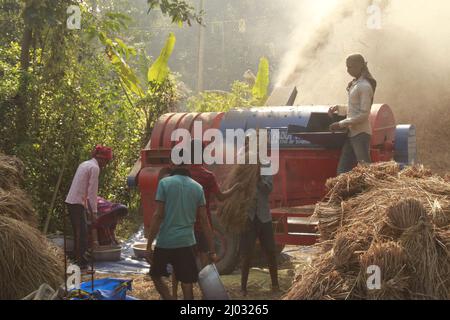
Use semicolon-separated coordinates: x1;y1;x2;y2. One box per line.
198;264;230;300
93;245;122;262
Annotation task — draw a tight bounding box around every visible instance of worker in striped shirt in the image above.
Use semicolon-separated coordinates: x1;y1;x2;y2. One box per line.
329;53;377;174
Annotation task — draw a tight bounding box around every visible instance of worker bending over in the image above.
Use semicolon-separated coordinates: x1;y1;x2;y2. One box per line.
65;145;113;268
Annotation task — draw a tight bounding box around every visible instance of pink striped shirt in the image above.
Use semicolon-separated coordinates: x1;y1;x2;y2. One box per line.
65;158;100;213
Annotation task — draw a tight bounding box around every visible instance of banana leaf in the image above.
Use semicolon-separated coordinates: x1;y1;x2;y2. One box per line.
148;32;176;83
252;57;270;105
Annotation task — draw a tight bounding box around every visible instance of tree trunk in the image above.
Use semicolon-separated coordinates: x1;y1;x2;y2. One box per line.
15;24;33;145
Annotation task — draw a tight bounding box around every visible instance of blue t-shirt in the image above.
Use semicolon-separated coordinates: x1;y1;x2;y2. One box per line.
155;175;206;248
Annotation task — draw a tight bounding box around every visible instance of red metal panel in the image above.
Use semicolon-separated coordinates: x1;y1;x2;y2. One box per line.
162;113;189;149
138;166;165;232
178;112;201;132
150;113;176;149
370;104;396;146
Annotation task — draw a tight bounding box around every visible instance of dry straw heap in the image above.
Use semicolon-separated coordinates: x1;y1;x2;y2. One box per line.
284;162;450;300
0;153;64;300
218;162;259;233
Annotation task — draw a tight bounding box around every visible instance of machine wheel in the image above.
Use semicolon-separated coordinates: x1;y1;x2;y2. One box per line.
211;213;240;275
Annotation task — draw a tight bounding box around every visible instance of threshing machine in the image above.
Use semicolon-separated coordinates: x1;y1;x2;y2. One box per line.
127;87;417;274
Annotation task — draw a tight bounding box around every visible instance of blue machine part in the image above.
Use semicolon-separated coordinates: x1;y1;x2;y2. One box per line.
127;175;137;188
394;125;417;165
219;106;331;148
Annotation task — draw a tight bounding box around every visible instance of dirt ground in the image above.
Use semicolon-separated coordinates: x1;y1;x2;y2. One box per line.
86;246;316;300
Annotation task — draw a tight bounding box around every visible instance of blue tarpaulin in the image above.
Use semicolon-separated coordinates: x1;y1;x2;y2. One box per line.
70;278;138;300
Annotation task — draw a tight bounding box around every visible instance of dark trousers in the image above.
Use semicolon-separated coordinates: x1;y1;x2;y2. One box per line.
66;203;88;263
240;217;279;291
337;133;372;174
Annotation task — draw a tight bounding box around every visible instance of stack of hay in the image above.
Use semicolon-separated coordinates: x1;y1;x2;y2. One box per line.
284;162;450;300
0;153;64;300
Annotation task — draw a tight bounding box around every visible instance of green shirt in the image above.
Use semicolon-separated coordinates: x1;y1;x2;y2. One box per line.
155;175;206;249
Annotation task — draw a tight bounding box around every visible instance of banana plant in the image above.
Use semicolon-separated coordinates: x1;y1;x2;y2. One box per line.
252;57;270;105
147;32;176;84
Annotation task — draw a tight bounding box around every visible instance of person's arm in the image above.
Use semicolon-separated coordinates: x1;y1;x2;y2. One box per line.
146;201;165;263
198;206;218;263
328;105;348;117
339;84;373;128
146;179;166;263
215;182;241;201
258;174;273;195
87;165;100;217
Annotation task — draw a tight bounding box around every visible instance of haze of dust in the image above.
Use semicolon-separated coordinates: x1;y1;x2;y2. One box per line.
277;0;450;173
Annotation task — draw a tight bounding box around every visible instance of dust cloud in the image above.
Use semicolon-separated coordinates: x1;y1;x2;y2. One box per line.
276;0;450;173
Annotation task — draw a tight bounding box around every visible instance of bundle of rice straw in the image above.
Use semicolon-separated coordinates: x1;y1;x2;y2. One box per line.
0;153;24;190
357;242;410;300
0;215;64;300
0;188;38;227
325;162;400;203
217;163;259;233
283;251;358;300
284;163;450;300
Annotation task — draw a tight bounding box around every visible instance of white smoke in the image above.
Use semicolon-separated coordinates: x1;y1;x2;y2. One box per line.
276;0;450;173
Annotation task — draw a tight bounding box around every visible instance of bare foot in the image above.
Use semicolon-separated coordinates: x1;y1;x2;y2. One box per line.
271;285;281;293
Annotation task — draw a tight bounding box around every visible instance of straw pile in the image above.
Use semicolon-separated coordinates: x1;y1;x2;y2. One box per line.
0;154;64;299
0;188;38;227
284;162;450;300
0;153;24;190
218;163;259;233
0;215;64;300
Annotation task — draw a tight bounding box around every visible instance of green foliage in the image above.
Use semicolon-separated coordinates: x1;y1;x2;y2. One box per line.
187;81;253;112
0;0;182;235
187;56;270;113
252;57;270;105
147;0;203;26
148;32;176;84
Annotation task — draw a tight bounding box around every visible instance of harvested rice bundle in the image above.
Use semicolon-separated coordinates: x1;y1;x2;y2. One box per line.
332;227;373;270
0;154;25;176
0;188;38;227
0;216;64;300
314;202;342;241
358;242;410;300
380;198;426;239
325;162;399;203
283;252;357;300
0;155;23;190
399;165;433;179
430;199;450;228
435;228;450;297
217;163;259;233
399;214;445;299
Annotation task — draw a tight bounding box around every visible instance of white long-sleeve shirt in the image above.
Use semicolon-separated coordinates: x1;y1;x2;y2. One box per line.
339;77;374;137
65;158;100;213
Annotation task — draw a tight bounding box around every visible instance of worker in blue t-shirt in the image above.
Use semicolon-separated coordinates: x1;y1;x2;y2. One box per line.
145;162;218;300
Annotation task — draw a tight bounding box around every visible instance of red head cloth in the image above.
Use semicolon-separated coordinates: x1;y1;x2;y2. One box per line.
92;145;113;161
